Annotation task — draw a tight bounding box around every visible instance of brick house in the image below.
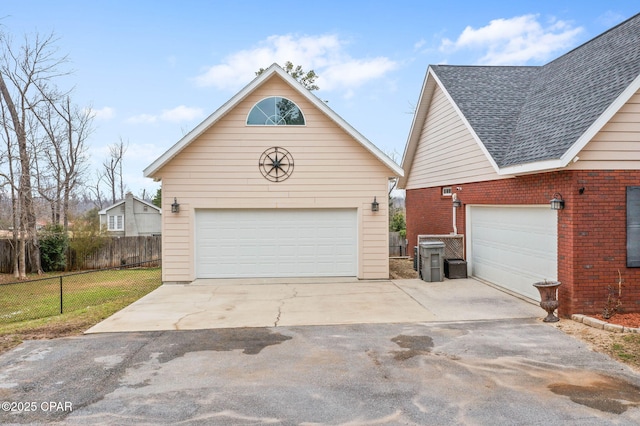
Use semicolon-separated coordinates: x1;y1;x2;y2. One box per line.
399;14;640;317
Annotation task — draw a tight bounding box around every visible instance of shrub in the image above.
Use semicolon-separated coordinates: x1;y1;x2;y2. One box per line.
39;224;69;272
68;208;107;270
390;212;407;239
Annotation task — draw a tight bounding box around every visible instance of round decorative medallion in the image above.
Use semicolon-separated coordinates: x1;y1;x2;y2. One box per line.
258;147;294;182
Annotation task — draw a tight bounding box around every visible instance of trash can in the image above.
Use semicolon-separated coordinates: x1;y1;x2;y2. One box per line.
413;246;418;271
444;259;467;279
419;241;445;282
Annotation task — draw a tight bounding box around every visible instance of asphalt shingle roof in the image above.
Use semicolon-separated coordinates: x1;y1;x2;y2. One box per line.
432;13;640;168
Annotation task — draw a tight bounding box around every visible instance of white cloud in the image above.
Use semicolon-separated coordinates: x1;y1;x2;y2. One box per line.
596;11;625;28
194;34;398;95
320;57;397;91
160;105;204;123
90;106;115;120
440;14;583;65
127;142;167;164
126;106;203;124
126;113;157;124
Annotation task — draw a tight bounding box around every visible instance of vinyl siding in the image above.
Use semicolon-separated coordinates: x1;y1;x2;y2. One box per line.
405;85;502;190
568;90;640;170
155;76;392;281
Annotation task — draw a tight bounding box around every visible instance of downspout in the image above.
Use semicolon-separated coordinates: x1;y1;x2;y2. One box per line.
452;193;459;235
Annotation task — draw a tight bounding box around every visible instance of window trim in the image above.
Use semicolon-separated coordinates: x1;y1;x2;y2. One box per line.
627;186;640;267
246;96;306;126
442;186;452;197
108;214;124;231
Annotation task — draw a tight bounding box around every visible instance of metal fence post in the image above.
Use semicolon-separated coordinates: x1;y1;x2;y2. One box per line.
60;276;63;314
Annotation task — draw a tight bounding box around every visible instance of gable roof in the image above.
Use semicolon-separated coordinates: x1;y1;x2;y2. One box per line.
144;63;403;178
98;195;161;215
401;13;640;184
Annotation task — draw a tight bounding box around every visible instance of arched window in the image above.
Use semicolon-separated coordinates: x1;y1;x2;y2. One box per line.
247;96;305;125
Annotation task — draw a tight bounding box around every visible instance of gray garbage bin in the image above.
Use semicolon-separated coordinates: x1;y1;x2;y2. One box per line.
419;241;445;282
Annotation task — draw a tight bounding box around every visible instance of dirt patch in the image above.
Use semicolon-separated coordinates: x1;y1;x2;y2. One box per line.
0;317;94;354
389;258;418;279
552;320;640;372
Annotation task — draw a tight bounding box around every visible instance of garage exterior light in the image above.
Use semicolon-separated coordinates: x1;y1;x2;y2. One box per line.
371;197;379;212
550;193;564;210
171;198;180;213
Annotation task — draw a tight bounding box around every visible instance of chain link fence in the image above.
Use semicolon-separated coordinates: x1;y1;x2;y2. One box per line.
0;260;161;324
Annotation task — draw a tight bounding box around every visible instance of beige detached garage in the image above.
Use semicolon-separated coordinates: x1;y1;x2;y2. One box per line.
144;64;402;283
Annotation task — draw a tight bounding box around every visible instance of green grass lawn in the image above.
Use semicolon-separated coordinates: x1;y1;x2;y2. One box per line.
0;267;161;354
0;268;161;323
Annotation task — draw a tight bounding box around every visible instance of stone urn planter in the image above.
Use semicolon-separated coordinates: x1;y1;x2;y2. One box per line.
533;281;562;322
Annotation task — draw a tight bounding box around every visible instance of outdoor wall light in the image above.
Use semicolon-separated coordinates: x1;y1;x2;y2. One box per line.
371;197;379;212
452;193;462;208
171;197;180;213
550;193;565;210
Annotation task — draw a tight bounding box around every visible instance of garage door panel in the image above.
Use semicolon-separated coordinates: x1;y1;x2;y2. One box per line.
196;209;357;278
470;206;557;301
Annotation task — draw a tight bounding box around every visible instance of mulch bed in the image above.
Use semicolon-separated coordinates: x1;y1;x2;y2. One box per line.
594;313;640;329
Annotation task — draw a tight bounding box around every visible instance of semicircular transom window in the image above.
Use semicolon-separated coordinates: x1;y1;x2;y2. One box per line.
247;96;305;125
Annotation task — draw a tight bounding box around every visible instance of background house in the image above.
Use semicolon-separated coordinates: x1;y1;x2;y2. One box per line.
99;192;162;237
144;64;402;283
399;14;640;316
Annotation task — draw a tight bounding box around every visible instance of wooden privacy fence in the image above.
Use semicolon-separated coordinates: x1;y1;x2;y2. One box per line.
70;236;162;270
0;236;162;273
389;232;408;257
0;239;35;273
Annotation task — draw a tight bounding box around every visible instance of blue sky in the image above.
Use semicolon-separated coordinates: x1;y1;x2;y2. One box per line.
2;1;638;197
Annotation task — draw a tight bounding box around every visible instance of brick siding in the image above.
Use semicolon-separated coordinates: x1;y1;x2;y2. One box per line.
406;170;640;316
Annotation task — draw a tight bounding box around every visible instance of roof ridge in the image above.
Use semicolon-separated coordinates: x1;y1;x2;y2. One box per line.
501;13;640;167
544;12;640;68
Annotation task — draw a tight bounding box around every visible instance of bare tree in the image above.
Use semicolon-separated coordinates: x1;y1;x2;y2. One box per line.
0;30;70;277
0;97;20;278
87;169;107;210
103;138;128;204
34;94;92;231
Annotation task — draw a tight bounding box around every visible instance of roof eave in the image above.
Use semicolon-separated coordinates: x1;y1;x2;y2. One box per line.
144;63;402;179
500;72;640;175
98;200;125;215
143;65;281;178
399;66;502;189
498;159;565;176
560;72;640;167
398;67;436;188
296;77;404;177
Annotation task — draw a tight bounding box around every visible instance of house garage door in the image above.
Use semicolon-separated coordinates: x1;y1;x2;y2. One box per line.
195;209;357;278
468;206;557;301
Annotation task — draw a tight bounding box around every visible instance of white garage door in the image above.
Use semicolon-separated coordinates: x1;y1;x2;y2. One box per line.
195;209;357;278
468;206;557;301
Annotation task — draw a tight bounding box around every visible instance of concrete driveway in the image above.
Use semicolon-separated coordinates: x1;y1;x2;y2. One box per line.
86;278;543;333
